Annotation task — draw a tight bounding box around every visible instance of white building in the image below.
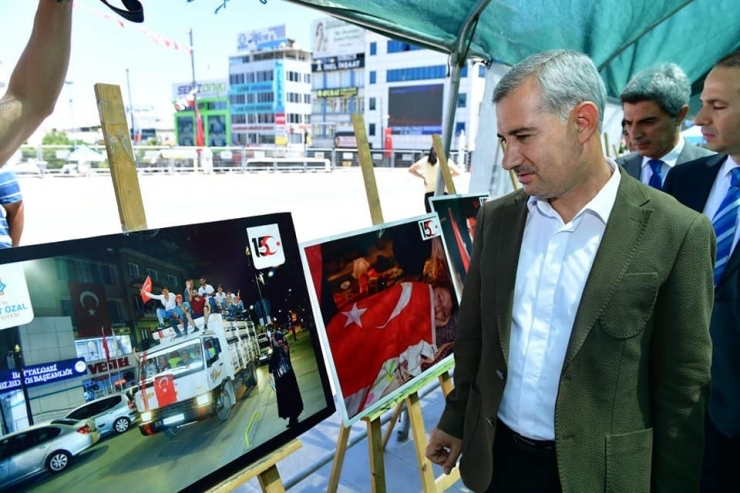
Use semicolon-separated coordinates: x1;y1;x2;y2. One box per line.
229;25;312;146
363;32;487;154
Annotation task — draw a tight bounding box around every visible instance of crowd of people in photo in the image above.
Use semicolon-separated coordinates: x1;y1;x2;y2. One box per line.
140;276;247;338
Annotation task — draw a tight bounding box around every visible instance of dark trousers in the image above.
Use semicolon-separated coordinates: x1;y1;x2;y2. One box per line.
486;419;562;493
701;416;740;492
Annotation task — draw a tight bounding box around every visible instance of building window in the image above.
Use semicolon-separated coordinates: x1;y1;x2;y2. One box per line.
304;73;311;84
167;275;178;289
369;97;376;111
369;123;376;136
369;71;377;84
457;93;467;108
107;300;125;323
478;64;486;77
387;65;446;82
128;262;140;280
304;94;311;104
145;268;159;282
369;42;377;56
386;40;423;53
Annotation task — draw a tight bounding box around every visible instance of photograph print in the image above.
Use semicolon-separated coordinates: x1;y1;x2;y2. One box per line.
429;193;489;298
301;214;460;425
0;213;334;493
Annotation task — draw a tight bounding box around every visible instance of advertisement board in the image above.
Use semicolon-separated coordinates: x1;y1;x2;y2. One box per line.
311;18;365;57
301;214;460;425
236;25;288;52
388;84;444;135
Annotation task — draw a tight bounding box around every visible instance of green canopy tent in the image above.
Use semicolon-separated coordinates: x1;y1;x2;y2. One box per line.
288;0;739;194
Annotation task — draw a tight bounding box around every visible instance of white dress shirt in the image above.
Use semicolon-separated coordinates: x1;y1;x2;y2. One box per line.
639;137;685;186
498;159;621;440
703;155;740;254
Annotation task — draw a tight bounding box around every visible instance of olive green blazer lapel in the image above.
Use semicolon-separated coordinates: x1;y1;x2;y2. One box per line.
495;190;529;367
562;173;653;373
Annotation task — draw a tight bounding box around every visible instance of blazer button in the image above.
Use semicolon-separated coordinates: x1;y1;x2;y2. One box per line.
496;370;505;380
486;417;495;427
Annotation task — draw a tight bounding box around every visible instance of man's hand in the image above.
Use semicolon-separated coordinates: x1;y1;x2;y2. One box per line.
425;427;462;475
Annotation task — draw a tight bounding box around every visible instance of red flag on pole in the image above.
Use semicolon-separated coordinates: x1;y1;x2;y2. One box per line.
141;276;152;303
195;103;205;148
325;282;434;397
101;326;110;362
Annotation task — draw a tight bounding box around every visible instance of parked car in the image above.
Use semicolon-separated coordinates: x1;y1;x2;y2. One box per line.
0;418;100;488
64;393;138;436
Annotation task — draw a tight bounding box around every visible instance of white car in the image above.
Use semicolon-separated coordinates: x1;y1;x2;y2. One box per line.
64;393;138;436
0;418;100;488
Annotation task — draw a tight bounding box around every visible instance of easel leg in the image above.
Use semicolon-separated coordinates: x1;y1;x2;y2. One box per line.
366;418;387;493
382;402;405;451
328;424;351;493
406;393;436;492
256;465;285;493
438;371;453;397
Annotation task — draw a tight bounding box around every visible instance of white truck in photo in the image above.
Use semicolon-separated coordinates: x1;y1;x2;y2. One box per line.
134;314;261;437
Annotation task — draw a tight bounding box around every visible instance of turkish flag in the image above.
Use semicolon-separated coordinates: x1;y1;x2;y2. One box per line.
101;326;110;362
325;282;434;398
154;374;178;407
383;127;393;158
195;104;205;148
68;283;111;338
141;276;152;304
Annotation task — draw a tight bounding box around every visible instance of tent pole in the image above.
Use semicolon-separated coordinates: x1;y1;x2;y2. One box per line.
435;0;492;195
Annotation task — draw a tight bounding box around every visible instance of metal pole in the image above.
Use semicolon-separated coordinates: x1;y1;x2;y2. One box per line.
189;28;202;168
125;68;135;140
434;0;492;195
65;81;76;150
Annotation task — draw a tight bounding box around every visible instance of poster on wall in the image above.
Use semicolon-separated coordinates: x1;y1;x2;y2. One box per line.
429;193;489;297
0;213;334;493
301;214;460;425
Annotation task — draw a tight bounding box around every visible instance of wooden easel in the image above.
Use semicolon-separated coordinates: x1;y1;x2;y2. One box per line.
94;83;299;493
326;114;460;493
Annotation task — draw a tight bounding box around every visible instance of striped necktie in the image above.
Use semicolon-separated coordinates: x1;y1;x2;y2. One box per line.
712;167;740;285
648;159;664;190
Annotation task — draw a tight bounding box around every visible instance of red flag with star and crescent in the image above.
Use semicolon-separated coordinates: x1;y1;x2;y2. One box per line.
141;276;152;304
325;282;435;398
68;283;111;338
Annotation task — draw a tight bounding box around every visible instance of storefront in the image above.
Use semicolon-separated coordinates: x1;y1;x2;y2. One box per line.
172;79;231;147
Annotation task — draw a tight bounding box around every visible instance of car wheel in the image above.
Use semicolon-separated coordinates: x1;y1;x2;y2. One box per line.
47;450;71;473
113;417;131;434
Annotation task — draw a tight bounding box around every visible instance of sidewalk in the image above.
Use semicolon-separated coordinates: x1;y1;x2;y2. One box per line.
233;381;472;493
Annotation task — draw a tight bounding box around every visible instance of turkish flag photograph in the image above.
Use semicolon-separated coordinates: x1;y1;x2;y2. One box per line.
303;214;460;423
68;282;111;338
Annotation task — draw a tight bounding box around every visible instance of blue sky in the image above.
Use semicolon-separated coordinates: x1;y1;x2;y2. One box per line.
0;0;323;137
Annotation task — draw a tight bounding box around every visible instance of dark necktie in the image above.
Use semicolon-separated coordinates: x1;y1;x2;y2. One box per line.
712;167;740;285
648;159;664;190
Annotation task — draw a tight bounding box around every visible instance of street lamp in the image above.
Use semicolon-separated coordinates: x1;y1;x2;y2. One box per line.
12;341;34;426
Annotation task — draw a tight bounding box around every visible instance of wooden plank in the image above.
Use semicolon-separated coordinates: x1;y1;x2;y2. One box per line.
432;134;457;195
438;371;453;398
406;393;436;492
382;403;405;451
603;132;611;158
434;467;461;492
328;424;352;493
365;416;387;493
256;466;285;493
94;83;147;231
208;439;301;493
351;112;384;225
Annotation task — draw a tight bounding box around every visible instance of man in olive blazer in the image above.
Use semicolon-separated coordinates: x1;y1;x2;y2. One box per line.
436;172;714;492
426;50;715;493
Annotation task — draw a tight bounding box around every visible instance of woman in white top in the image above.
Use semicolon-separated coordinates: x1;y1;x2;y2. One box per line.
408;146;462;212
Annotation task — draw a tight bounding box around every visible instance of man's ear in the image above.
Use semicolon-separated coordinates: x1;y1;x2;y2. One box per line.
572;102;599;144
675;105;689;127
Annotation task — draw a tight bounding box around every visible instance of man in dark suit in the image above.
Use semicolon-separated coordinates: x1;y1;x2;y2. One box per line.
663;50;740;493
617;63;714;189
426;49;715;493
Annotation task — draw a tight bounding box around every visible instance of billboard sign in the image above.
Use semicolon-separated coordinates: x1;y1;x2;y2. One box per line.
312;54;365;73
312;18;365;57
237;25;288;52
172;79;229;100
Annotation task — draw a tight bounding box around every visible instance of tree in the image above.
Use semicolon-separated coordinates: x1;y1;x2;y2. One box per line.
42;129;71;146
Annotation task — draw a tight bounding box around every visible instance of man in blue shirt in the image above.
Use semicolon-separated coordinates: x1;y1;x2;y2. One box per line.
0;169;23;248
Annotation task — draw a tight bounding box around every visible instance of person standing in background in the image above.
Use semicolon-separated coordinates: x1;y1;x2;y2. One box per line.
409;146;462;213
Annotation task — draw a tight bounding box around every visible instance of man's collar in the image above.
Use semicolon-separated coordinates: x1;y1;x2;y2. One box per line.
641;137;685;168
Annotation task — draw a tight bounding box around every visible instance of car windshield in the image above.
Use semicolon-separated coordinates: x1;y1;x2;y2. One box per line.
141;342;204;378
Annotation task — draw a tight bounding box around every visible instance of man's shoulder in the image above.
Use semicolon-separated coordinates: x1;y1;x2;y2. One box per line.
615;152;640;166
669;153;724;181
482;189;527;212
680;143;715;162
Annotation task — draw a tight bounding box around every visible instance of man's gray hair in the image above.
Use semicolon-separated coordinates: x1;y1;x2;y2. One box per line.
619;63;690;117
493;49;606;130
